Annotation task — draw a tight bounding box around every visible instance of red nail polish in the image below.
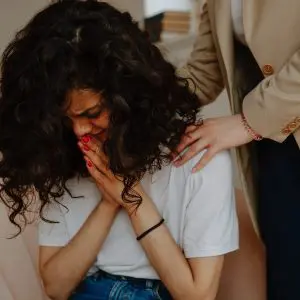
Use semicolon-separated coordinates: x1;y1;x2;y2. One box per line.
83;144;89;151
87;161;93;167
82;136;91;144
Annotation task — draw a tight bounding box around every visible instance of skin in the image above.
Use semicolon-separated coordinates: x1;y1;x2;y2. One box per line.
65;89;110;142
174;115;253;172
39;89;225;300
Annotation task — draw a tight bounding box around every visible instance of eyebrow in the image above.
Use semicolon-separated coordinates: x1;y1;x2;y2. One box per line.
70;103;101;117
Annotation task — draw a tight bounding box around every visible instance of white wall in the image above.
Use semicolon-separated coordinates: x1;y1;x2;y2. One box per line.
0;0;48;54
145;0;191;18
0;0;145;55
106;0;145;26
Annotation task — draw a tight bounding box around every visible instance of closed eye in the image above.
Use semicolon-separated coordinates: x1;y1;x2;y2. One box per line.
81;104;104;119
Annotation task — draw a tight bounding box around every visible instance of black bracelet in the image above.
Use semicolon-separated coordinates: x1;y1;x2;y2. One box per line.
136;218;165;241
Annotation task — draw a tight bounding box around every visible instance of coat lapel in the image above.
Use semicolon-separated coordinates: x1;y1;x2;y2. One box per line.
242;0;265;66
209;0;234;99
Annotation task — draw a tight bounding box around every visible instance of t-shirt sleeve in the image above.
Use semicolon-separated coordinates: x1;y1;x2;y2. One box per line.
38;202;70;247
183;150;239;258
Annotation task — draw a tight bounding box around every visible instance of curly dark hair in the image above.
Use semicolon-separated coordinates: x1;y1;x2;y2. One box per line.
0;0;200;232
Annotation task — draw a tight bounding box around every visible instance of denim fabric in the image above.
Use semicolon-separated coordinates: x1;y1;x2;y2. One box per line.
69;269;172;300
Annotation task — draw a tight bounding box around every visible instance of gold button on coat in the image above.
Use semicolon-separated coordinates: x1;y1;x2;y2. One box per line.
262;64;274;75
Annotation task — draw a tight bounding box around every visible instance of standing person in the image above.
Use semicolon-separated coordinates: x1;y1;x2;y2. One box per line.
0;1;238;299
175;1;300;299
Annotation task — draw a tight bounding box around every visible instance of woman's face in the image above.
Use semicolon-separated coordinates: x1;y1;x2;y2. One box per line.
65;89;109;142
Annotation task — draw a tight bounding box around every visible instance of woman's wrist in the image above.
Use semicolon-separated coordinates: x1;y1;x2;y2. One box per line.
122;185;150;213
240;112;263;141
97;198;120;216
127;195;162;237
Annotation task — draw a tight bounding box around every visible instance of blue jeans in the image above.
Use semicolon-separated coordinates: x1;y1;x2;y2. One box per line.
69;269;172;300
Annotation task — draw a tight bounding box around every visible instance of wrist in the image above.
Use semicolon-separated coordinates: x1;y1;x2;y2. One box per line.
122;187;149;213
124;192;152;216
97;199;120;215
240;112;263;141
127;195;162;236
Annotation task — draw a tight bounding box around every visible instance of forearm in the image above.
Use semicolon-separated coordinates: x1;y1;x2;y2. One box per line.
128;199;208;300
41;201;118;300
242;49;300;142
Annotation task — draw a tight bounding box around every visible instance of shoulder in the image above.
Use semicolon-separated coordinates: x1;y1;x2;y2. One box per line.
184;150;233;201
167;150;233;198
182;151;238;257
198;150;232;177
185;149;232;182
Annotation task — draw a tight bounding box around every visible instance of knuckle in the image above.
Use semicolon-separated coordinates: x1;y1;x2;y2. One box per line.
183;135;193;144
189;143;198;153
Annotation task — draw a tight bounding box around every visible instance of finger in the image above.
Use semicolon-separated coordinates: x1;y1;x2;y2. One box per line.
185;119;204;133
191;148;217;173
185;125;198;134
81;135;107;159
85;156;106;184
187;119;203;130
175;127;204;156
173;139;210;167
80;142;107;174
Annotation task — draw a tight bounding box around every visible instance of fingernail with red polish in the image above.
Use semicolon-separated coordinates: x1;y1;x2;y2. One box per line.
87;160;93;168
82;136;91;144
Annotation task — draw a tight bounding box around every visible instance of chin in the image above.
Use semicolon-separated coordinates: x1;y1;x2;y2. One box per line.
93;130;107;143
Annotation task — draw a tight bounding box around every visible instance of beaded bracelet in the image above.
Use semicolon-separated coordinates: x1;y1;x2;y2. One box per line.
241;112;263;141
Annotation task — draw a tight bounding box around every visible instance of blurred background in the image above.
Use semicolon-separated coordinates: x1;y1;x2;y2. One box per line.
0;1;265;299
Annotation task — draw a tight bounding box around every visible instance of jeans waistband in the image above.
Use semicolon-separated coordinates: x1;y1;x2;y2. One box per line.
90;269;160;289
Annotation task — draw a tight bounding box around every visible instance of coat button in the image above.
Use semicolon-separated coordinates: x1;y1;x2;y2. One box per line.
262;64;274;76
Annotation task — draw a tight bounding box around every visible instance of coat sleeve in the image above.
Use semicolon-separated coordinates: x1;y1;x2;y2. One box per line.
177;2;224;105
243;48;300;142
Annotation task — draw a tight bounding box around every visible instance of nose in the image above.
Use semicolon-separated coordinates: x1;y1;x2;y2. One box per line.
72;118;93;138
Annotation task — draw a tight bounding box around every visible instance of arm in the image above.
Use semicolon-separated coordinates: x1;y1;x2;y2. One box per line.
174;49;300;171
128;151;238;300
243;49;300;142
128;199;224;300
81;139;237;299
177;3;224;105
39;200;119;300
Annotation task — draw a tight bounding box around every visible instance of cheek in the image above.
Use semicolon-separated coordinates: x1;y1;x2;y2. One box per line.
92;111;110;129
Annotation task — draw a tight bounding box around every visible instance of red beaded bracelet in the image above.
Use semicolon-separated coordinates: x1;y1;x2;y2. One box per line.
241;113;263;141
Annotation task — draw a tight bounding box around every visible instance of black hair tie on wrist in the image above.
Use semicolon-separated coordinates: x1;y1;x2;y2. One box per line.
136;218;165;241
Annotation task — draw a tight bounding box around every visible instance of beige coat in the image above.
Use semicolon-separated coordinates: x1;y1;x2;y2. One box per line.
180;0;300;234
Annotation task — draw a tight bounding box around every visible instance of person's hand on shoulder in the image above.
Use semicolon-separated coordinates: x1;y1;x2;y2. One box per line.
173;114;254;172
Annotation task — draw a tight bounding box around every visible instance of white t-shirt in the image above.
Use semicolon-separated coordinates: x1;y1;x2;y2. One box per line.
39;150;238;279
